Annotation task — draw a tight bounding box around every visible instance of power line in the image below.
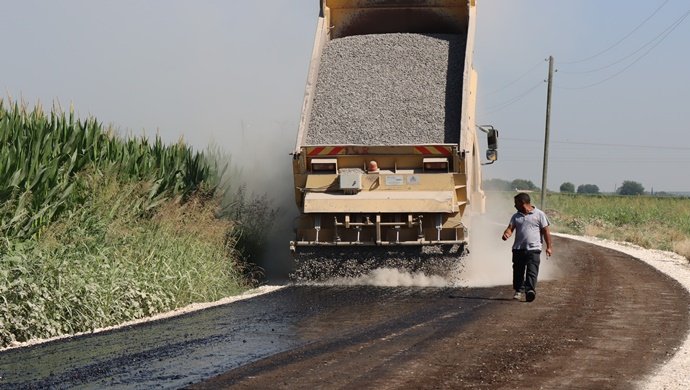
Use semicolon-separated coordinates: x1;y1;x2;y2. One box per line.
480;80;544;115
501;137;690;151
551;159;690;163
559;9;690;75
557;10;690;90
482;59;545;96
499;158;690;164
561;0;671;65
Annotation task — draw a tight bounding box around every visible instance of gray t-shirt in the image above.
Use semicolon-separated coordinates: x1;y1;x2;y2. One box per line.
509;207;550;251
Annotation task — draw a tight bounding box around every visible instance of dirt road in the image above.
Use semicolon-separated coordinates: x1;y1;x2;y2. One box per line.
1;237;688;389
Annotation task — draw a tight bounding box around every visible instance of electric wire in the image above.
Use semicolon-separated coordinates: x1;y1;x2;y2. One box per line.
480;80;544;115
483;59;546;96
561;0;671;65
501;137;690;151
557;10;689;90
560;9;690;75
498;158;690;164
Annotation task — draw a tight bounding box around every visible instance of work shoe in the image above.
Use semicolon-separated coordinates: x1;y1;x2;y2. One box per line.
513;291;522;300
526;290;536;302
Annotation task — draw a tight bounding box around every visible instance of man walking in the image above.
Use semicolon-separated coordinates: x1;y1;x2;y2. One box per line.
501;193;553;302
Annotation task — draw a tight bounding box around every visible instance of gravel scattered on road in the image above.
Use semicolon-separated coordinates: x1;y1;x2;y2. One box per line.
4;234;690;389
291;245;465;282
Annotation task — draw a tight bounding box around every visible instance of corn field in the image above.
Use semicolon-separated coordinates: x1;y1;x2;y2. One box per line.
0;101;254;347
0;100;216;240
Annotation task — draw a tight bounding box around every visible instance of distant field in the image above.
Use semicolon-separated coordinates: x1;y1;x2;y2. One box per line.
487;192;690;261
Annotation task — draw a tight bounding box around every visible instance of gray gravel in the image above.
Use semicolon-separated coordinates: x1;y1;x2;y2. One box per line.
305;33;466;145
290;245;466;282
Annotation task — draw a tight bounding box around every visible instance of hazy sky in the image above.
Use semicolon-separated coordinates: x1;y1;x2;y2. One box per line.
2;0;689;193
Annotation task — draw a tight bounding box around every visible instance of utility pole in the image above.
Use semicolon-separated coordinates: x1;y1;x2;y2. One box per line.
540;56;554;210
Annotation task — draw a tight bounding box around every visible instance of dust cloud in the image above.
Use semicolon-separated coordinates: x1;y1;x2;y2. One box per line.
327;268;450;288
318;193;562;288
212;120;298;283
456;193;562;287
225;116;563;288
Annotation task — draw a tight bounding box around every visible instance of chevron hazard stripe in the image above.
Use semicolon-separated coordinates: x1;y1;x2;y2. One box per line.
307;146;345;156
414;146;452;156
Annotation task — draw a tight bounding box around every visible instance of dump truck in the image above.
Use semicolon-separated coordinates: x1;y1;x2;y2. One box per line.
290;0;498;280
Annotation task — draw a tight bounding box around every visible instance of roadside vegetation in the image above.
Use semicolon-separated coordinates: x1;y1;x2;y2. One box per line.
0;101;273;347
487;190;690;261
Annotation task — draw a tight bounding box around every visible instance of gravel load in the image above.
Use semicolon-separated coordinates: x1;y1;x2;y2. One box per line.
305;33;466;145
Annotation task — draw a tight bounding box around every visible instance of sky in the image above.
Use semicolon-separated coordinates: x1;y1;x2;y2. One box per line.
1;0;689;194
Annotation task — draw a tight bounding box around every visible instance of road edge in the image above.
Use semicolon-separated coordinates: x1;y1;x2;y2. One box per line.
554;233;690;390
0;284;286;352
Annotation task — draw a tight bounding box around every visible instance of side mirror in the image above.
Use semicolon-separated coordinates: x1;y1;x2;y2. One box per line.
477;125;499;165
487;128;498;151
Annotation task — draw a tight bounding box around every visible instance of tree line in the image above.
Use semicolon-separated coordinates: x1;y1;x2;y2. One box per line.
483;178;647;196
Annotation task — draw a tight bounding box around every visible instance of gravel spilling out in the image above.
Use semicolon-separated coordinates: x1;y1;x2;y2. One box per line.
306;33;466;145
290;245;465;282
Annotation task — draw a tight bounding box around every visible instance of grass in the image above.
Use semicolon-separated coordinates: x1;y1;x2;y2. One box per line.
0;101;272;347
488;191;690;260
1;174;248;345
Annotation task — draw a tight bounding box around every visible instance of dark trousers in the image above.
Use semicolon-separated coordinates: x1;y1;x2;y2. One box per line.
512;250;541;292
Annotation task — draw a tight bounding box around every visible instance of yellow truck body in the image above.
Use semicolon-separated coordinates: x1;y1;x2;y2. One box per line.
291;0;494;255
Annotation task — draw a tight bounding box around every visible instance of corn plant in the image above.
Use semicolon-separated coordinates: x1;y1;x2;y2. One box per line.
0;100;252;346
0;100;215;239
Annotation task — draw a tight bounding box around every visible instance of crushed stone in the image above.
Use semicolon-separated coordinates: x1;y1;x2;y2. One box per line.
305;33;466;145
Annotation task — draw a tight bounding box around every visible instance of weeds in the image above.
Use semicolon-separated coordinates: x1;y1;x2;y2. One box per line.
0;102;271;347
0;173;247;346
